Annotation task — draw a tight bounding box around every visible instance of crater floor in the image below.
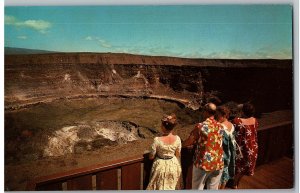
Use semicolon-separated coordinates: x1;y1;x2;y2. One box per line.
5;97;199;190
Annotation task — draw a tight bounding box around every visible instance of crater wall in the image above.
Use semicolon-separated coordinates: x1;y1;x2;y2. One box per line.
5;53;293;113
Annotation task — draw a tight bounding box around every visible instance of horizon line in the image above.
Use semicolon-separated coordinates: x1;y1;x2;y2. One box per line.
4;46;293;60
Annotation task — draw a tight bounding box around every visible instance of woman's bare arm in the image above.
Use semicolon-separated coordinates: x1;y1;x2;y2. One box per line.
182;135;195;147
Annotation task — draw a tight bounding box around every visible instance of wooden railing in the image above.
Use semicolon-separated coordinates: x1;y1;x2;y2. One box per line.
26;121;293;190
256;121;293;166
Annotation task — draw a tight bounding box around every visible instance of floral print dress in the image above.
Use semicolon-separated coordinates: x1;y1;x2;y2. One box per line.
234;118;258;176
220;123;236;184
146;136;182;190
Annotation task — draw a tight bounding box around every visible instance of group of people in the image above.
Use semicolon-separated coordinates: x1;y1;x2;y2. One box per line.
146;102;258;190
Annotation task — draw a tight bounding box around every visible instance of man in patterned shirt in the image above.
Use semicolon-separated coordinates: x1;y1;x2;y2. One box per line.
183;103;224;190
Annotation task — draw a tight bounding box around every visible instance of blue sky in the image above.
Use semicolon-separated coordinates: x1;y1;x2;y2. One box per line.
5;5;292;59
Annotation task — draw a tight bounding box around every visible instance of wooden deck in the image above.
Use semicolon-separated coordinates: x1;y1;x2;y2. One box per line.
239;157;294;189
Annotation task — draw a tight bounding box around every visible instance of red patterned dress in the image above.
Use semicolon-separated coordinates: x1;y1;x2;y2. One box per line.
233;118;258;176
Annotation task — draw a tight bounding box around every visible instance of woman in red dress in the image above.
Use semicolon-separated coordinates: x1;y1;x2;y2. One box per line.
233;103;258;188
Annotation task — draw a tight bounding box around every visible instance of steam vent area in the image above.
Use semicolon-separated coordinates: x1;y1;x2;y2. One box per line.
5;53;293;190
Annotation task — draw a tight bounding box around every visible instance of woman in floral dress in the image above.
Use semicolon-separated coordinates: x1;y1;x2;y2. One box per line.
215;106;237;189
233;103;258;188
146;114;182;190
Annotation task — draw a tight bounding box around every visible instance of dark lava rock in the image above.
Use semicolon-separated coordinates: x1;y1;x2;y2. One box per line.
92;137;116;149
77;125;95;139
74;141;90;154
137;127;157;139
121;121;137;132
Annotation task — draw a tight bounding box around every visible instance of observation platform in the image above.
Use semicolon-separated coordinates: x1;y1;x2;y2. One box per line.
26;118;293;190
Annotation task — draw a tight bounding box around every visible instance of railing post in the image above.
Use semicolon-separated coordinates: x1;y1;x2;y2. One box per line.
181;147;194;189
143;153;153;189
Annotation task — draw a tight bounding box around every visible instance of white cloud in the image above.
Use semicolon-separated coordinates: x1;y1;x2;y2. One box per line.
22;20;51;33
5;15;52;34
201;49;259;59
184;51;206;58
95;37;112;48
17;36;28;40
202;47;292;59
95;37;104;43
99;42;112;48
85;36;93;41
86;36;112;48
147;44;182;57
254;46;292;59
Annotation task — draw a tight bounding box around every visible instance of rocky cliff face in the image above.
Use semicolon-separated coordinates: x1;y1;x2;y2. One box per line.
5;53;293;113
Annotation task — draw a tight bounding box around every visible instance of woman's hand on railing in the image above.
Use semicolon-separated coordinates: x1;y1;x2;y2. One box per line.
144;150;151;154
144;150;155;160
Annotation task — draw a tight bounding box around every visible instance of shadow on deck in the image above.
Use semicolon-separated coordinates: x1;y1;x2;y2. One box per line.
239;157;293;189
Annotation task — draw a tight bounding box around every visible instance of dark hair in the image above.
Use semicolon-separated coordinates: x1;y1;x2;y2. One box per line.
203;103;216;116
161;114;177;130
223;101;242;121
216;106;230;119
242;103;255;118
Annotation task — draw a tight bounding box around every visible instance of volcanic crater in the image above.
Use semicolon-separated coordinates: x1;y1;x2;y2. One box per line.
4;52;293;190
